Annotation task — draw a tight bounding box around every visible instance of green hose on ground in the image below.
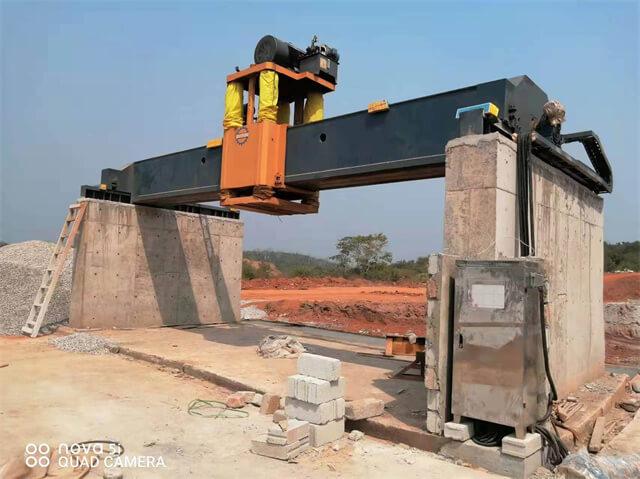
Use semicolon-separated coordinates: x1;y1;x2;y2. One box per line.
187;399;249;419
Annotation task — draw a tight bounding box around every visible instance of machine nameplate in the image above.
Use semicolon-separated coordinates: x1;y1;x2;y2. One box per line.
471;284;505;309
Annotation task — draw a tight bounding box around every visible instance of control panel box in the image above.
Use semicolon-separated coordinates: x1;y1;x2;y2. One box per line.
451;259;546;438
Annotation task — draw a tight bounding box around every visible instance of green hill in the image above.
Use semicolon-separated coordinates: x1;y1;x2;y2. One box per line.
244;250;338;277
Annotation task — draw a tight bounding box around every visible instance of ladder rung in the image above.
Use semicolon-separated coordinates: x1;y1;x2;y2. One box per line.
22;201;85;339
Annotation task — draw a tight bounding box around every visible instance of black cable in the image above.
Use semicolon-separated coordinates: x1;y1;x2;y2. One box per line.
516;134;532;256
535;286;568;467
538;287;557;402
471;420;513;447
535;423;568;467
527;139;536;255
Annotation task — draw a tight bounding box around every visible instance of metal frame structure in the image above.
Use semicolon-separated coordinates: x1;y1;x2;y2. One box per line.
90;75;612;209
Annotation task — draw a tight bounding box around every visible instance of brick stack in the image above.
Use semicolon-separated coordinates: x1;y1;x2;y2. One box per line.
251;416;310;461
285;353;345;446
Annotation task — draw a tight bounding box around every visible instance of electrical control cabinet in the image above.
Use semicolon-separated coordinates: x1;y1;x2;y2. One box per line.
451;259;546;438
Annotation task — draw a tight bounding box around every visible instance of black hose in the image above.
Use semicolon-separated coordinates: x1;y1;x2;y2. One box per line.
538;287;557;401
536;286;568;467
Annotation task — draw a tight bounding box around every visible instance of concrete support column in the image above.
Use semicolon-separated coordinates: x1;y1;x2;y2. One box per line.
425;133;605;434
70;199;243;328
426;133;517;434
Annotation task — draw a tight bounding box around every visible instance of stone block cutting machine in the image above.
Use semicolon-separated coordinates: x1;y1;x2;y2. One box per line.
86;35;612;217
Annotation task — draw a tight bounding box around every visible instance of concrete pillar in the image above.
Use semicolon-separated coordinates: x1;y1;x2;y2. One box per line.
425;133;605;434
69;199;243;328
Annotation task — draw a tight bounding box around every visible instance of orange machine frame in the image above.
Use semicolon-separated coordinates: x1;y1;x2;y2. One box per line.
219;62;334;215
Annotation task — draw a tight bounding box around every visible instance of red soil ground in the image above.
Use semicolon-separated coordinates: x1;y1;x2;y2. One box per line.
242;273;640;343
604;272;640;303
242;279;427;337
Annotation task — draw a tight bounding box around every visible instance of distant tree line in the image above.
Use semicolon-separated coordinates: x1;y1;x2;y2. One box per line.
244;237;639;281
604;241;640;272
245;233;429;282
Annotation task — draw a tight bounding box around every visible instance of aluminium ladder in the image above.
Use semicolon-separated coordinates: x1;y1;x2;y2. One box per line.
21;202;87;337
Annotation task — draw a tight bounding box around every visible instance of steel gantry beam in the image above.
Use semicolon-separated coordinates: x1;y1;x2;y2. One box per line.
94;75;611;207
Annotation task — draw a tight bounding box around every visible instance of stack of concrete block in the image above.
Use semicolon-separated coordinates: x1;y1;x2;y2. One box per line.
285;353;345;447
251;414;310;461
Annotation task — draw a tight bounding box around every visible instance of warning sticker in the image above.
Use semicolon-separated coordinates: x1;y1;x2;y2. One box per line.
235;127;249;145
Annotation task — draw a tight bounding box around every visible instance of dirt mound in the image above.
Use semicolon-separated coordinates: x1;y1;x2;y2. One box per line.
0;241;72;335
604;272;640;303
262;299;426;337
243;258;282;277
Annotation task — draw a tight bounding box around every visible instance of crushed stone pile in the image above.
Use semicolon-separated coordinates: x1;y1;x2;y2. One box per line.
241;304;268;320
49;333;116;354
257;335;306;359
0;241;73;335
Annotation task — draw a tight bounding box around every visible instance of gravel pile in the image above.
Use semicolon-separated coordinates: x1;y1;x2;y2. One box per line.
0;241;73;335
49;333;116;354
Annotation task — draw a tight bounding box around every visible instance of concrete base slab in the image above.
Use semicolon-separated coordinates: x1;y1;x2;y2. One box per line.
96;322;446;452
440;439;541;479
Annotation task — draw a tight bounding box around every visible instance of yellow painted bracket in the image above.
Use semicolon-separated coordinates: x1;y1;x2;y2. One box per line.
368;100;390;114
455;102;499;119
207;138;223;148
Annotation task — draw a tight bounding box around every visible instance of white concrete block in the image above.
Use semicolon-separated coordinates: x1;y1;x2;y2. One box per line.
287;374;345;404
427;390;440;411
285;397;345;425
297;353;341;381
344;398;384;420
309;418;345;447
444;421;474;441
267;419;309;445
501;433;542;458
427;299;436;319
426;410;442;434
251;435;309;460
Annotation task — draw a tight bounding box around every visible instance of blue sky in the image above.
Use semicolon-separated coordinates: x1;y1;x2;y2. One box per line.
1;1;638;260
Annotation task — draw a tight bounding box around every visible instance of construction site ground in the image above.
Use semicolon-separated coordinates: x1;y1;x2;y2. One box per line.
0;336;501;479
242;278;426;337
87;321;442;449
